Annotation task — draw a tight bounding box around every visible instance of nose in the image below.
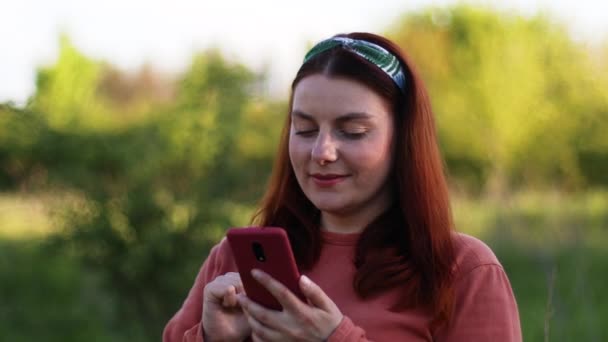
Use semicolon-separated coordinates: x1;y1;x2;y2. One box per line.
311;131;338;165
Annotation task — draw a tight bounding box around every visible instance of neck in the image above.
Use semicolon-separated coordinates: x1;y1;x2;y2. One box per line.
320;193;393;234
321;213;366;234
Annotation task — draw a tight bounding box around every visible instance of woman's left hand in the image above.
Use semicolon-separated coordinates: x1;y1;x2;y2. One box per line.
237;269;343;342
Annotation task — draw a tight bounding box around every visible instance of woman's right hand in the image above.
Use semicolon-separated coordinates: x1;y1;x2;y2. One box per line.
202;272;251;342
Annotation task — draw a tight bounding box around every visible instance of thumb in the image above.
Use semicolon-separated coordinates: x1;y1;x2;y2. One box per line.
299;275;336;312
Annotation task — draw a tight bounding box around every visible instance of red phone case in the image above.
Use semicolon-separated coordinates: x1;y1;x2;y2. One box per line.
227;227;304;310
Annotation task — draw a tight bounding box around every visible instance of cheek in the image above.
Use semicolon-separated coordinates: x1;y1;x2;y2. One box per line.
350;137;393;171
354;153;391;176
288;137;308;167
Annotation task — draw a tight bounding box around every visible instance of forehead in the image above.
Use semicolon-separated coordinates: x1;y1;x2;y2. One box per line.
292;74;391;119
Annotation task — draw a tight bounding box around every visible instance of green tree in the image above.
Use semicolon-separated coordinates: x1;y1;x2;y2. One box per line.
387;5;608;194
32;35;106;130
0;37;271;339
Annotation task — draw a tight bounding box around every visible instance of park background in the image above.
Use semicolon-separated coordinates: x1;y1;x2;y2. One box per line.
1;1;607;341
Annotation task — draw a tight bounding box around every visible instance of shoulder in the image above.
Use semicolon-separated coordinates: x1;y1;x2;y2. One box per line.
201;236;238;275
188;236;240;297
192;236;239;288
433;234;522;340
451;232;503;279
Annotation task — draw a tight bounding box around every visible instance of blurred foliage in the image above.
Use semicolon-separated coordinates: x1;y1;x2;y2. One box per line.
1;36;284;340
387;5;608;195
0;4;607;341
0;239;115;341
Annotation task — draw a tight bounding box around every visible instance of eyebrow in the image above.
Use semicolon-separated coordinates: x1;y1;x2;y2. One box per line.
291;110;373;123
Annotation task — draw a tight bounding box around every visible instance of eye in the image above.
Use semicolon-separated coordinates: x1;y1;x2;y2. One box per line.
294;129;318;137
339;129;368;140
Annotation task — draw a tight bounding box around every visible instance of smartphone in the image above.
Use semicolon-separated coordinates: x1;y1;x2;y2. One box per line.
226;227;305;310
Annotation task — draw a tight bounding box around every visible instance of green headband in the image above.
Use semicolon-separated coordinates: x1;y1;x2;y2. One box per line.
303;37;407;93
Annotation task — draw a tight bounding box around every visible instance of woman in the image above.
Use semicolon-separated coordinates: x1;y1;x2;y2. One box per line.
164;32;522;341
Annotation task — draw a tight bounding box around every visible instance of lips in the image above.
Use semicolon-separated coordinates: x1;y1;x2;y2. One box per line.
310;173;349;187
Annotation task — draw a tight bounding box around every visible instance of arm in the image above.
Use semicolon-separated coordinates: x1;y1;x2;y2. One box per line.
325;316;371;342
163;244;220;342
433;264;522;341
164;240;243;342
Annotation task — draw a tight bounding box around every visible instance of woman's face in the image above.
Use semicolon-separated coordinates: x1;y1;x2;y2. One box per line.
289;74;395;224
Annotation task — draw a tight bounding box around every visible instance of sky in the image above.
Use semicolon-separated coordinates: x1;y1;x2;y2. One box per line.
1;0;607;104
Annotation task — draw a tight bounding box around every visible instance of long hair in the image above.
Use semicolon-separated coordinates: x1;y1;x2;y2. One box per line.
252;32;456;326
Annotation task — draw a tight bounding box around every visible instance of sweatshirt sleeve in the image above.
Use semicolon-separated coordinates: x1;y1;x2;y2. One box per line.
326;316;374;342
433;264;522;341
163;240;233;342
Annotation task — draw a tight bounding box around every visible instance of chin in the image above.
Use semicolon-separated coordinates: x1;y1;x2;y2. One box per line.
309;197;350;214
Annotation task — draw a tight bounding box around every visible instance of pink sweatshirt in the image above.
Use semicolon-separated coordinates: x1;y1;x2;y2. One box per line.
163;232;522;341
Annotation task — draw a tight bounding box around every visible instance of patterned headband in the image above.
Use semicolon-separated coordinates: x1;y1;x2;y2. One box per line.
303;37;407;93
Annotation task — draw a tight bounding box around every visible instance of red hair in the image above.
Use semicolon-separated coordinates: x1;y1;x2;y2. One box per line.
252;32;455;326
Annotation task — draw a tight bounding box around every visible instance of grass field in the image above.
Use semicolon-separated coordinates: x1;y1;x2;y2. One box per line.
452;191;608;341
1;191;606;341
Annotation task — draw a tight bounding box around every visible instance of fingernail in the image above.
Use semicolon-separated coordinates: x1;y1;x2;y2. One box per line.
251;269;262;279
300;275;312;287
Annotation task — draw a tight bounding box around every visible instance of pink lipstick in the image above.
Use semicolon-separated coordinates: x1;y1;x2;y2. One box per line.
310;173;348;187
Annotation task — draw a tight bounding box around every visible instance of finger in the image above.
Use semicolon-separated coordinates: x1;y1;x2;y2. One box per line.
251;269;305;312
299;275;336;312
204;274;244;303
245;310;282;342
251;332;266;342
223;272;245;293
238;293;282;330
205;283;229;303
221;285;238;307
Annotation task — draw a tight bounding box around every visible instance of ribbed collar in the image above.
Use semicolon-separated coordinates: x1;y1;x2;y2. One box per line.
320;230;361;246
